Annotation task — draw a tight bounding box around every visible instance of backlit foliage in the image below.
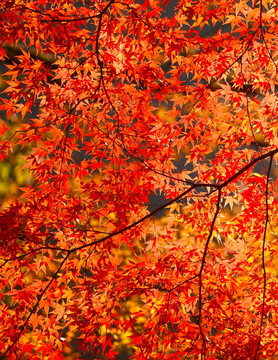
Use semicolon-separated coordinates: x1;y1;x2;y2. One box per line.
1;0;278;359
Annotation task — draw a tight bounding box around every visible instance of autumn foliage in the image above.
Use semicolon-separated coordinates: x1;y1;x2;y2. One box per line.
1;0;278;358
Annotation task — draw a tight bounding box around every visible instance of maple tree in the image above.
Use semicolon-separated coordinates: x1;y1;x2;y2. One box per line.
1;0;278;358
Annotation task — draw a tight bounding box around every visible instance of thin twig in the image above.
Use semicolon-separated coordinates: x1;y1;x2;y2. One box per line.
0;252;70;359
254;155;273;359
197;189;222;355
